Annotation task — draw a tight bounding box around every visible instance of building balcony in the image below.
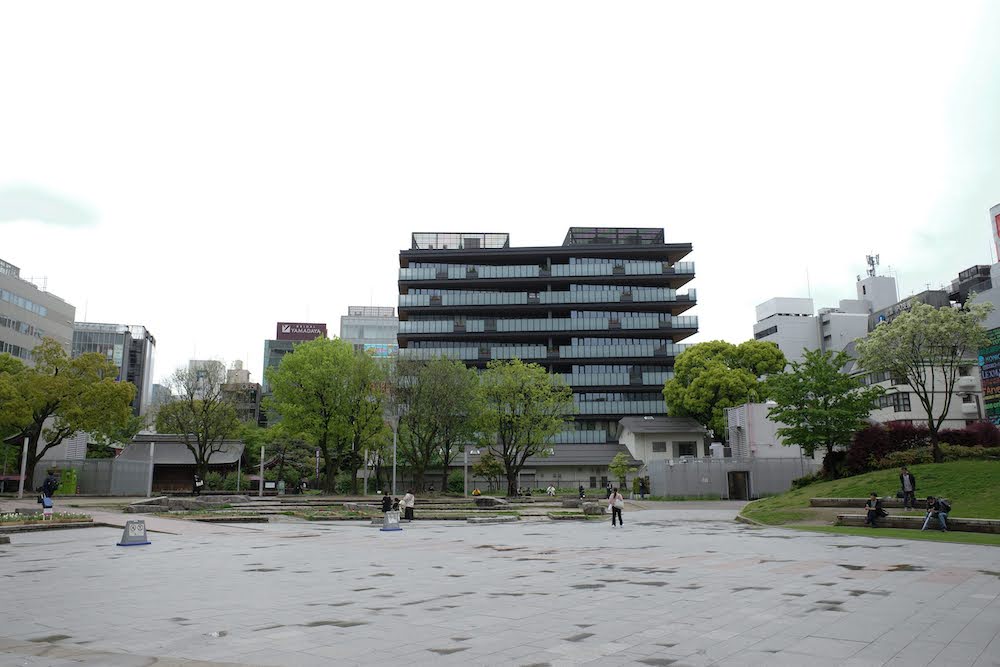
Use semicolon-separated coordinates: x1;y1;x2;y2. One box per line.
574;400;668;416
398;288;697;315
957;375;978;390
397;315;697;338
397;343;686;364
961;402;980;416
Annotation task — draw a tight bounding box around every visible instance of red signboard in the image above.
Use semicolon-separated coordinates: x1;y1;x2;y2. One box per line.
276;322;328;341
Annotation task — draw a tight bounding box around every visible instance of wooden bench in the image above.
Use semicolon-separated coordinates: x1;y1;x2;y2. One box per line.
836;514;1000;534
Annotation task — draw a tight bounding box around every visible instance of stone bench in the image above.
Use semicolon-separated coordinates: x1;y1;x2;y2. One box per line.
836;514;1000;533
811;498;930;509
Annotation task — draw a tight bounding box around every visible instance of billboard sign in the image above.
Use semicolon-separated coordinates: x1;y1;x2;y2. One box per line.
363;343;398;358
978;327;1000;424
276;322;328;341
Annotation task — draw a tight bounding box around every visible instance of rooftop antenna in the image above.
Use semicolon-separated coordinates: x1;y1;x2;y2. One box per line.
806;267;812;299
865;253;880;278
27;275;48;291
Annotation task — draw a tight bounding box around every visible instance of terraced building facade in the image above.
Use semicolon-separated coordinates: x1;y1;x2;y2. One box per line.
397;228;697;454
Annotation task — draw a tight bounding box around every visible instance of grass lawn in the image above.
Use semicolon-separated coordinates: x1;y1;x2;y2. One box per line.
742;460;1000;525
785;524;1000;547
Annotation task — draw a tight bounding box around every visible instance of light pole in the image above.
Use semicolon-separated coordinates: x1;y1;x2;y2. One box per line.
463;447;481;497
391;420;398;497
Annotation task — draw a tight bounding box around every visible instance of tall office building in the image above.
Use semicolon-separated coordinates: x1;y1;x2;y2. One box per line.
72;323;156;416
261;322;328;393
0;257;75;363
397;229;697;446
339;306;399;357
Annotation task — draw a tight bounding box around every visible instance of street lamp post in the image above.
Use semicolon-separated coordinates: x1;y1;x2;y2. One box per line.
463;446;481;497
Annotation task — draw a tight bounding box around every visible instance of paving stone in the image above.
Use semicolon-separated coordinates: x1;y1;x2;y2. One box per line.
0;504;998;666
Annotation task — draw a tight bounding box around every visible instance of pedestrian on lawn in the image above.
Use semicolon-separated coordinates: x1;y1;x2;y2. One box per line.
899;467;916;511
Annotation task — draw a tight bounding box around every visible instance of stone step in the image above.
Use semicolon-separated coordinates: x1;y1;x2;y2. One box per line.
812;498;932;509
836;514;1000;533
467;516;520;524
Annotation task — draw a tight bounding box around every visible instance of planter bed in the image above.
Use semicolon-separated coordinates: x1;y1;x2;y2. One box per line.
0;521;98;534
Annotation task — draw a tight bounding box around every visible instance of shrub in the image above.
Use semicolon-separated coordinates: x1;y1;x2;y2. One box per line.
964;421;1000;446
822;450;849;480
873;447;935;470
939;444;1000;461
790;471;824;489
847;424;930;474
55;468;78;495
447;470;464;494
203;471;224;490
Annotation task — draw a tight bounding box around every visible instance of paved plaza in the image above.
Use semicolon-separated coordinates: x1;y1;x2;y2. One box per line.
1;504;999;667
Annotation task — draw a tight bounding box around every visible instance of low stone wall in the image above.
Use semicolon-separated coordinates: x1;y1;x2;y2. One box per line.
836;514;1000;534
812;498;930;509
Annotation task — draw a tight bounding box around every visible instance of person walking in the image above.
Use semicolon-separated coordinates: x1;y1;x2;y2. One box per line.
192;474;204;496
899;467;916;511
381;491;392;514
402;490;415;520
578;485;585;499
609;487;624;527
39;469;59;502
921;496;950;531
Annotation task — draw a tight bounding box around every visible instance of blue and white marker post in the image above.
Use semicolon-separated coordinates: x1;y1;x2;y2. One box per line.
117;519;152;547
380;510;403;532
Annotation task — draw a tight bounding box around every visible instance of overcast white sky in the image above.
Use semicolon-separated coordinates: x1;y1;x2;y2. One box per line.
2;1;999;385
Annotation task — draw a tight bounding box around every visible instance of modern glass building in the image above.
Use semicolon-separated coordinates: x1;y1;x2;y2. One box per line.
72;323;156;416
397;228;697;446
339;305;399;357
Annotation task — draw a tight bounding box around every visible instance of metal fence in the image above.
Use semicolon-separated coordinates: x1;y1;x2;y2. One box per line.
33;459;152;496
646;457;819;499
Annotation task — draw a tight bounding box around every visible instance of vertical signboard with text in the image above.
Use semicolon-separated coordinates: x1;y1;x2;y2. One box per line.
978;327;1000;424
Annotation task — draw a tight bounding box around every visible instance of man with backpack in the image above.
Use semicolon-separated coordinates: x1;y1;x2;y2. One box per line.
921;496;950;531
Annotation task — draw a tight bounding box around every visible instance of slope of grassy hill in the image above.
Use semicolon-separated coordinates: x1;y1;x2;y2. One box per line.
742;460;1000;525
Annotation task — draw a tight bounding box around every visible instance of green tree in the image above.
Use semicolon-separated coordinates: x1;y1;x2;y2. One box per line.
2;339;135;484
471;451;505;492
608;451;637;489
476;359;575;496
663;340;786;439
393;358;481;490
856;300;993;462
764;349;884;458
156;362;241;478
265;338;388;493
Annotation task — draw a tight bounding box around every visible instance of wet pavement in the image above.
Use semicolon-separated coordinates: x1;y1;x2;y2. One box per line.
1;505;998;666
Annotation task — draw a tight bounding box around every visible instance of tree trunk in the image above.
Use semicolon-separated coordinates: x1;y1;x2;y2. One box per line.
506;470;518;497
324;457;336;494
930;430;942;464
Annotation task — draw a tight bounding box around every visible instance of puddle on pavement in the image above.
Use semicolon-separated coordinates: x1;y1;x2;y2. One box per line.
428;647;468;655
563;633;594;642
29;635;70;643
597;578;628;583
979;570;1000;578
571;584;604;590
816;600;844;605
732;586;770;592
253;625;285;631
370;572;394;577
831;544;902;549
244;568;280;572
888;564;926;572
629;581;668;587
782;593;806;597
352;587;375;592
302;620;368;628
847;589;890;597
837;564;866;570
638;659;678;666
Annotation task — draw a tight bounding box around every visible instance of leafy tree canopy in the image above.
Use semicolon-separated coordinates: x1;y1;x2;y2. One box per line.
765;349;883;457
663;339;786;439
857;300;993;461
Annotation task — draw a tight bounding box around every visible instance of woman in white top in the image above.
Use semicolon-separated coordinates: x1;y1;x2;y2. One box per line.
609;487;624;527
402;490;415;520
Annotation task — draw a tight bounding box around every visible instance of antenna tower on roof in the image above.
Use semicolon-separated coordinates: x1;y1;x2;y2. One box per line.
865;253;880;278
